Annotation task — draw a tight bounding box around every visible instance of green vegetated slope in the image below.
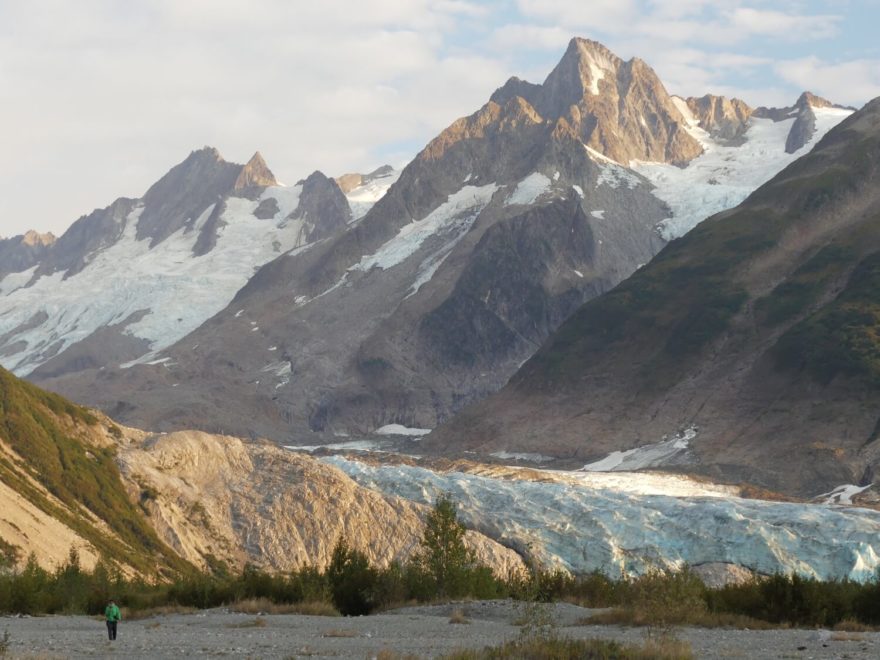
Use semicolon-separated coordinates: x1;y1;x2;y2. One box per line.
0;366;191;576
432;98;880;497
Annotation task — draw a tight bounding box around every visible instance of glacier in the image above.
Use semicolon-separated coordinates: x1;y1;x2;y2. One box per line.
321;456;880;582
634;102;853;240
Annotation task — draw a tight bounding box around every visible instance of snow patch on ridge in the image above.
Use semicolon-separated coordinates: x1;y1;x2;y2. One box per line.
353;184;498;273
374;424;432;437
819;484;872;505
586;147;640;189
506;173;552;206
582;427;696;472
346;169;401;221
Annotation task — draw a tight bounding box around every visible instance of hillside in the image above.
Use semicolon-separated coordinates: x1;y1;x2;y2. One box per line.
0;366;189;576
428;97;880;498
0;366;522;576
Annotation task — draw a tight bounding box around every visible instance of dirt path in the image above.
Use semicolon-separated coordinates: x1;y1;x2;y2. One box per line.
2;602;878;659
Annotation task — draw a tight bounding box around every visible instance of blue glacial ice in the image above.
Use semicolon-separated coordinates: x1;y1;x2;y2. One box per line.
321;456;880;582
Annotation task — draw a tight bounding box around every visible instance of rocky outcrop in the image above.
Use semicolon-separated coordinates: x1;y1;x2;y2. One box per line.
0;231;55;281
0;366;524;577
30;197;136;279
119;430;525;575
335;165;395;194
685;94;753;142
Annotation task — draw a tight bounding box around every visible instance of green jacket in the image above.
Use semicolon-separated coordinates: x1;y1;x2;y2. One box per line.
105;604;121;622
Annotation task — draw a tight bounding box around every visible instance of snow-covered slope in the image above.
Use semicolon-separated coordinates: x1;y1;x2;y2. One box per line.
0;186;308;374
323;456;880;581
635;100;853;239
0;149;353;378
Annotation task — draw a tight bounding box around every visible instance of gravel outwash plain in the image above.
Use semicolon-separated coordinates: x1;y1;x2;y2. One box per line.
2;601;879;659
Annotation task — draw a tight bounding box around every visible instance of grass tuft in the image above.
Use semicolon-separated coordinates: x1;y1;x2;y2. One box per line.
449;608;470;624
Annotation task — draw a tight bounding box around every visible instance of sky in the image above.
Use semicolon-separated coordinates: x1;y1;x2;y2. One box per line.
1;0;879;238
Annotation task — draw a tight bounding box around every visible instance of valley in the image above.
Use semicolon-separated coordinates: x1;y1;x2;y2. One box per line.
1;28;880;656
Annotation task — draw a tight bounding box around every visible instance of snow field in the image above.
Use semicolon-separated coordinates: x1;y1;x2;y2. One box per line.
634;105;853;240
0;184;307;374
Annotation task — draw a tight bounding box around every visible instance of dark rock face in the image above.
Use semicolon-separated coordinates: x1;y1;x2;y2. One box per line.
136;147;243;247
429;97;880;498
35;197;137;279
288;171;351;243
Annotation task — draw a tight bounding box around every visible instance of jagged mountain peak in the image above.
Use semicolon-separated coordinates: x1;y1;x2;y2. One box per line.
464;36;703;165
234;150;278;190
796;90;855;112
188;145;226;163
544;37;621;101
20;230;56;247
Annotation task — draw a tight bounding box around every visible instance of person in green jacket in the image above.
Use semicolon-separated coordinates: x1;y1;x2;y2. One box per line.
105;599;121;640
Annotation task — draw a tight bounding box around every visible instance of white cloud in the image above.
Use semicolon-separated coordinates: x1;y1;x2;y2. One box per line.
489;24;572;52
727;7;842;40
516;0;639;33
775;56;880;107
0;1;505;237
0;0;874;238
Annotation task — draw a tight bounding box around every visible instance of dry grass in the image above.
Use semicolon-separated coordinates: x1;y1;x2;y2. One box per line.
228;598;339;616
833;618;875;632
583;607;779;630
320;628;359;638
449;608;470;624
440;635;694;659
226;616;267;629
831;631;866;641
374;650;420;660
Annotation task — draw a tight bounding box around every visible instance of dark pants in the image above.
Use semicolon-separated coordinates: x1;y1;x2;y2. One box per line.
106;621;117;640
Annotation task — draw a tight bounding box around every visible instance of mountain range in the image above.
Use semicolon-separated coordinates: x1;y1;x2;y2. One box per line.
0;38;863;498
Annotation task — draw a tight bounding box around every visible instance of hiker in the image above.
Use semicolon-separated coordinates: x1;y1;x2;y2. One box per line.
105;599;121;640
